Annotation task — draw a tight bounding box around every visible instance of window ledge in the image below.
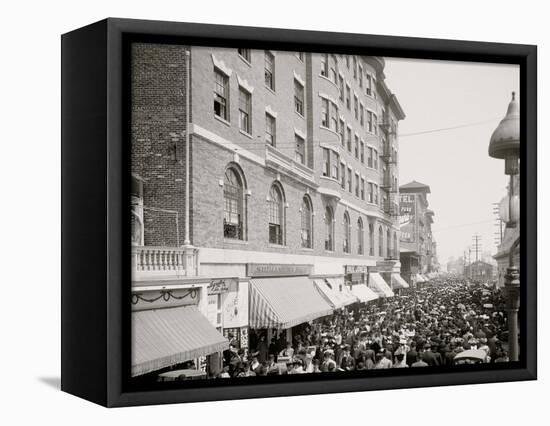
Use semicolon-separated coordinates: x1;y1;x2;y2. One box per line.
318;74;339;89
223;238;249;245
239;129;253;139
238;56;252;67
268;243;287;249
214;115;231;127
295;110;305;120
265;86;276;95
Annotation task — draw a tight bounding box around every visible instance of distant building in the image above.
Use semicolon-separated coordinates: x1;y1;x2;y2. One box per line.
464;260;494;283
399;181;438;285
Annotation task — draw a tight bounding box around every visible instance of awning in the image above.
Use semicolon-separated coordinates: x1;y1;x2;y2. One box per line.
349;283;379;303
421;274;430;282
132;305;229;377
249;276;333;329
314;278;358;309
369;273;395;297
392;274;410;290
415;274;426;283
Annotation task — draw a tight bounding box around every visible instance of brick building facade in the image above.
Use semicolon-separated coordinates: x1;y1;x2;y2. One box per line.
130;43;406;376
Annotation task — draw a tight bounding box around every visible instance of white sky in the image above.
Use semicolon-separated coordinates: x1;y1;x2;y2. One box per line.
383;57;519;265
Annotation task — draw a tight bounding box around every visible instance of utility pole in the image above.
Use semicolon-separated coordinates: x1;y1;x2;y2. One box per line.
472;234;481;262
493;203;503;247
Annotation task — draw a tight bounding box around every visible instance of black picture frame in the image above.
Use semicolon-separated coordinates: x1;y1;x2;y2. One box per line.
61;17;537;407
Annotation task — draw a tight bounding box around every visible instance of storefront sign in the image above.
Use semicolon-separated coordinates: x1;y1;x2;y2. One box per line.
208;278;237;295
344;265;368;274
247;263;312;277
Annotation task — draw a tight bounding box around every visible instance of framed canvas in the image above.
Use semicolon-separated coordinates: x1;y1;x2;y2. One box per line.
61;18;537;407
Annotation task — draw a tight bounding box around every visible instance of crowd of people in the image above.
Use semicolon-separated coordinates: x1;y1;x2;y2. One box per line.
219;278;510;378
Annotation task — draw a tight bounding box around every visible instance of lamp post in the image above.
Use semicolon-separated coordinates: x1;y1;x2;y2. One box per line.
488;92;520;361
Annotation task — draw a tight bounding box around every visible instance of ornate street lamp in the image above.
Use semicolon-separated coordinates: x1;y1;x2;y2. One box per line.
488;92;520;361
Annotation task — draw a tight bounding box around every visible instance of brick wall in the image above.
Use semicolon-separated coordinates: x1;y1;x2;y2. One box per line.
131;42;189;246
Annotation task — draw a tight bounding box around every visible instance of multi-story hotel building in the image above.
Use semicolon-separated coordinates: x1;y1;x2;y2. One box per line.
130;44;407;378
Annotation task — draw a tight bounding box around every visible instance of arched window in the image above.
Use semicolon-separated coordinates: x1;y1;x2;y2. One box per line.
325;206;334;251
301;195;313;248
268;183;285;245
387;228;391;258
369;223;374;256
343;212;351;253
393;232;398;259
378;225;383;257
357;217;364;255
223;166;246;240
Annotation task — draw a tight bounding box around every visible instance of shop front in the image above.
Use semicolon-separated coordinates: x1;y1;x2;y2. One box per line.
131;280;230;379
247;263;333;358
343;265;379;305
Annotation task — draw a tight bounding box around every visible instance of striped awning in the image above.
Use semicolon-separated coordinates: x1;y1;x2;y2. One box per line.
421;274;430;282
314;277;358;309
369;273;395;298
249;276;333;329
415;273;426;283
349;283;379;303
392;274;410;290
132;306;229;377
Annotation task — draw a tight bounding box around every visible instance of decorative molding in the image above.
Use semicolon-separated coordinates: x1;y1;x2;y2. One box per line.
293;70;305;87
294;127;307;139
265;105;278;118
236;74;254;94
211;54;232;76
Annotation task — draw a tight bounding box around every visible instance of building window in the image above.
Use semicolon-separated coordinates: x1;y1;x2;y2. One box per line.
320;97;329;127
339;75;344;100
359;65;363;87
238;87;252;134
354;135;359;158
224;167;245;240
354;95;359;120
387;228;392;258
355;173;360;197
331;152;339;179
347;167;352;192
369;223;374;256
346;84;351;109
360;141;365;163
360;104;364;126
343;212;351;253
296;52;304;61
330;56;338;84
214;68;229;121
358;218;364;255
265;113;276;146
339;119;345;146
368;182;374;203
374;149;378;169
238;48;251;62
366;74;372;96
323;148;330;177
320;53;328;77
331;103;339;132
294;79;304;116
367;111;373;133
268;183;285;245
347;127;352;152
301;195;313;249
373;113;378;135
265;51;275;90
378;226;383;257
368;147;373;168
325;206;334;251
374;184;379;204
295;134;305;165
360;177;365;200
353;56;357;79
346;55;350;69
341;164;346;188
